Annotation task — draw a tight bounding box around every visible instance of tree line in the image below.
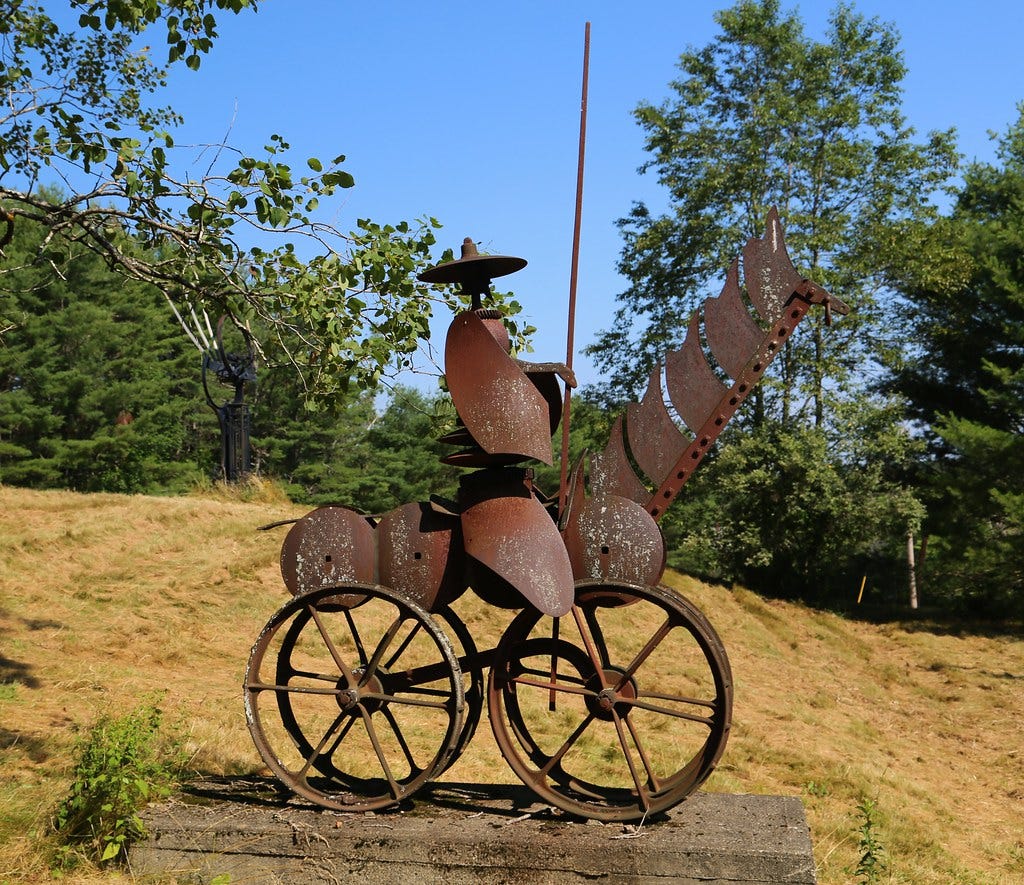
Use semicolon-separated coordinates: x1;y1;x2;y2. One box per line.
1;1;1021;618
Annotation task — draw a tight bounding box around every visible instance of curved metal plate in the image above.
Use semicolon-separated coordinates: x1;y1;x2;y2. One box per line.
665;312;727;434
280;507;376;597
626;363;689;488
743;207;803;325
562;494;665;585
445;312;553;465
376;502;465;611
461;493;574;617
527;370;563;435
704;258;763;380
589;416;649;505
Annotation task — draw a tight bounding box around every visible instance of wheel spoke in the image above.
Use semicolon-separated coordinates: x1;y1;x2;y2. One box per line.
582;605;611;668
247;680;343;697
623;708;661;792
613;694;716;727
309;604;358;686
610;710;650;811
487;582;732;822
538;711;598;776
245;584;464;814
320;715;358;765
570;605;612;689
380;705;421;774
364;691;453;711
358;706;402;799
508;674;594;700
344;608;368;662
361;615;405;683
613;616;672;692
384;619;423;670
297;711;348;781
278;667;339;684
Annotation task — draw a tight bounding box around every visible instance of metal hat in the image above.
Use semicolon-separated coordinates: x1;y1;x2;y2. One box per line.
418;238;526;286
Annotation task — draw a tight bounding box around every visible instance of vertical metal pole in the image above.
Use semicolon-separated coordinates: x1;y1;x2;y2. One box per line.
558;21;591;520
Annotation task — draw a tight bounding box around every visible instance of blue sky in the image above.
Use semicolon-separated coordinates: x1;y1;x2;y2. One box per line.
162;0;1024;390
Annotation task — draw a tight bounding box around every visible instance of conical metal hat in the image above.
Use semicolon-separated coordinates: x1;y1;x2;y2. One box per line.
418;237;527;286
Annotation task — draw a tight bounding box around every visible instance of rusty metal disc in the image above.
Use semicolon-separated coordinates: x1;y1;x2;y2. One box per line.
376;502;466;611
279;506;376;600
562;493;666;586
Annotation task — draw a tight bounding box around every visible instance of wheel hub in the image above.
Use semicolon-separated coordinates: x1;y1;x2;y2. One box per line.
585;668;637;721
336;668;386;715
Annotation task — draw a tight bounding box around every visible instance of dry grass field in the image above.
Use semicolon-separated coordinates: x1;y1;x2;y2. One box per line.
1;485;1021;883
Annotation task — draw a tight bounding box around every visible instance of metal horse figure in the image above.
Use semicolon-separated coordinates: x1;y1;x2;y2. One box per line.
243;212;849;821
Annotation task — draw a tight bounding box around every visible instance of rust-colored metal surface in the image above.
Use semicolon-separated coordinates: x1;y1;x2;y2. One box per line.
488;582;732;821
459;470;575;617
376;502;466;611
589;415;651;504
245;206;847;823
562;494;665;585
743;206;804;324
419;237;526;310
666;311;728;434
626;363;690;489
444;311;554;466
590;207;848;521
704;259;763;379
279;506;375;597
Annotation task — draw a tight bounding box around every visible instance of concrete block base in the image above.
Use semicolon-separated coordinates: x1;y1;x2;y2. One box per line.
130;778;816;883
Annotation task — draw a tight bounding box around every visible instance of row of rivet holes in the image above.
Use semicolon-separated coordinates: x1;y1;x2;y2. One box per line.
650;305;803;515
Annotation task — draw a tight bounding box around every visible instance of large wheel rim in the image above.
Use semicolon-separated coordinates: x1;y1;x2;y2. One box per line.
433;605;484;774
487;581;732;821
245;584;465;812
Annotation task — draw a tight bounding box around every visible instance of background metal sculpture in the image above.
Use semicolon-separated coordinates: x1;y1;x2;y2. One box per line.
242;211;848;822
201;316;257;482
169;301;257;483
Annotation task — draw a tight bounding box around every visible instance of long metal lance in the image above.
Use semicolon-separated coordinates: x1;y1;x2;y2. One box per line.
558;21;591;520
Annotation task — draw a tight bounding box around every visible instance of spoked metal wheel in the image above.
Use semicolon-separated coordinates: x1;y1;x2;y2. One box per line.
488;581;732;821
433;605;484;773
244;583;464;811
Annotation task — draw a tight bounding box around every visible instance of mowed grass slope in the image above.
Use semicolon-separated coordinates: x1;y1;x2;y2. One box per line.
1;486;1021;883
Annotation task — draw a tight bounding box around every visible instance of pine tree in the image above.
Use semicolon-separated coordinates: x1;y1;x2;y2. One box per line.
893;110;1024;616
0;211;218;492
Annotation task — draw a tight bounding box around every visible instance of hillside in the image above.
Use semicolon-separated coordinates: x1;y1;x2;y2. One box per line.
0;486;1021;883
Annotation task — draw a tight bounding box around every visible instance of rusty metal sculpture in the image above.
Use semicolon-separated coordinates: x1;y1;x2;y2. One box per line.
242;210;849;822
201;316;257;482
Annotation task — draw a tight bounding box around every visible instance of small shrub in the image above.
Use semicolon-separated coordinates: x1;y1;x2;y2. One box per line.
852;796;887;884
804;780;830;797
50;702;186;867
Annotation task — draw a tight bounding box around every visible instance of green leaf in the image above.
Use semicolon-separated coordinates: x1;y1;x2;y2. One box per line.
307;157;323;172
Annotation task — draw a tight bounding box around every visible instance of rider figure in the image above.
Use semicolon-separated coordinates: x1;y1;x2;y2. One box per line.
419;238;577;616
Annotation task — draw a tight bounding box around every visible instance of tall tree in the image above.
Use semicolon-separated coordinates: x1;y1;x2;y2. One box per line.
0;1;527;402
0;207;219;492
252;380;462;511
893;109;1024;616
584;0;952;605
589;0;957;425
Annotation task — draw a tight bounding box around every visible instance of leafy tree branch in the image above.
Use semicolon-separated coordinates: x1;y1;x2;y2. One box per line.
1;0;522;400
